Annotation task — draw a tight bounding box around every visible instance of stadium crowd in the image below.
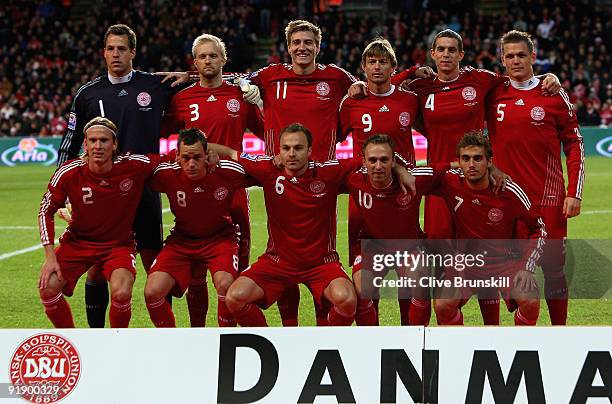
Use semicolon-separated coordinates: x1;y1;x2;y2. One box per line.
0;0;610;137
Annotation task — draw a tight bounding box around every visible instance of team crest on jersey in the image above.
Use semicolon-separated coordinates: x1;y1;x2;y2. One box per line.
316;82;330;97
68;112;77;130
487;208;503;223
530;106;545;121
396;192;412;208
226;99;240;113
462;86;477;101
310;180;326;193
137;92;151;107
214;187;229;200
119;178;133;192
399;112;411;127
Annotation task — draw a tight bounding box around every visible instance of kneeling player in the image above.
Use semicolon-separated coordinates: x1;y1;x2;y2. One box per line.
144;128;255;327
344;134;447;325
210;124;416;326
38;117;170;328
432;132;546;325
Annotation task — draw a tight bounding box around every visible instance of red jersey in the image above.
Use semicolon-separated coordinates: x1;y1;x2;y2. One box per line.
148;160;255;239
249;63;356;161
339;85;419;167
432;169;546;270
237;154;362;268
401;66;506;163
486;80;585;206
39;154;165;247
162;81;264;150
344;166;446;239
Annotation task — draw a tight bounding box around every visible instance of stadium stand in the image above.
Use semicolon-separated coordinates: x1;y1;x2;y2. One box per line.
0;0;610;137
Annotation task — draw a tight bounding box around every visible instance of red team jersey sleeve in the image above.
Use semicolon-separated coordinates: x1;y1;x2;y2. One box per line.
557;91;585;200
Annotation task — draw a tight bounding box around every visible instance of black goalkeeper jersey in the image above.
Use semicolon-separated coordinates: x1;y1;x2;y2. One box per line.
58;70;182;165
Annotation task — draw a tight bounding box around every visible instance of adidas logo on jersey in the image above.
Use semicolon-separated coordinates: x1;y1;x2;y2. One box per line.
118;89;128;97
99;180;109;187
442;86;450;91
379;105;389;112
472;198;481;205
207;95;217;102
290;177;299;184
194;187;205;193
515;99;525;106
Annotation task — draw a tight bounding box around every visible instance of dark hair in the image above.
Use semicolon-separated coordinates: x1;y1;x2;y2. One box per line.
456;131;493;158
432;29;464;52
279;123;312;147
178;127;207;150
500;30;535;54
362;37;397;67
362;134;395;154
104;24;137;50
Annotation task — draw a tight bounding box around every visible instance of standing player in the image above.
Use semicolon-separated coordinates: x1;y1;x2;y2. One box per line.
144;128;255;327
247;20;358;326
486;31;585;325
161;34;264;326
57;24;185;328
339;38;421;323
38;117;169;328
432;132;546;326
344;135;447;325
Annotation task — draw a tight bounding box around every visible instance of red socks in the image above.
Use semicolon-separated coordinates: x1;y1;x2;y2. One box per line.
277;285;300;326
217;296;237;327
41;293;75;328
355;299;378;326
234;303;268;327
327;306;355;326
186;281;208;327
146;298;176;327
109;299;131;328
478;298;500;325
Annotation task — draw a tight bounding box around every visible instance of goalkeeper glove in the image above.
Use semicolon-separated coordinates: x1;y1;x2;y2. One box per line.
57;203;72;224
234;78;261;105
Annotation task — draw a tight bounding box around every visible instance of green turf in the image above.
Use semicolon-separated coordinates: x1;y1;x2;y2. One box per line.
0;157;610;327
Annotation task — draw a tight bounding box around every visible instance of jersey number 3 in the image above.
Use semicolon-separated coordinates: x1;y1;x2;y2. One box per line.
189;104;199;122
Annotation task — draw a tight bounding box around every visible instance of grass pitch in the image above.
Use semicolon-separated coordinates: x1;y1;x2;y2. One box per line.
0;157;610;327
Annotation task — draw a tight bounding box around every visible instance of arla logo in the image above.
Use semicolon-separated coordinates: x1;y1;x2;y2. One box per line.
9;333;81;403
595;136;612;158
1;138;58;166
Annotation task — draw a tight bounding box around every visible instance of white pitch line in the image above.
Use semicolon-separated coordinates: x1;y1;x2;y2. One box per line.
581;210;612;215
0;208;173;261
0;239;58;261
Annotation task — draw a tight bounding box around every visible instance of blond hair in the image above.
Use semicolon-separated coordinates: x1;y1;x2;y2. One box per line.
192;33;227;60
